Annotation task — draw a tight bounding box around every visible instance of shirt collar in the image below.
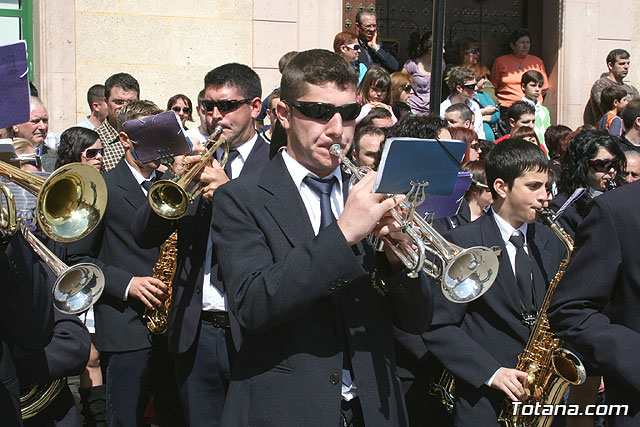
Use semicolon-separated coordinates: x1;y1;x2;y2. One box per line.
520;96;539;108
281;149;343;191
124;158;156;186
491;207;528;247
217;131;258;162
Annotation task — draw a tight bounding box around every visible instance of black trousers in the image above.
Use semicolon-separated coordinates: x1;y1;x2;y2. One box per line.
174;318;235;427
340;397;364;427
101;335;184;427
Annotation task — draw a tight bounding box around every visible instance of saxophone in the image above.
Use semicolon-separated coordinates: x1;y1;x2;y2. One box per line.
497;208;587;427
143;230;178;335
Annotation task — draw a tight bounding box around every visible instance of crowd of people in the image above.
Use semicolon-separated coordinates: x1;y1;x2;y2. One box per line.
2;8;640;427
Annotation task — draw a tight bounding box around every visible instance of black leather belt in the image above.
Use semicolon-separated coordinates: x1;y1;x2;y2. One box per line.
201;311;230;328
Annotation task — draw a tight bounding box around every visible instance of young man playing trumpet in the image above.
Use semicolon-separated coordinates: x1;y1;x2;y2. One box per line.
67;101;184;426
422;139;565;425
210;49;433;426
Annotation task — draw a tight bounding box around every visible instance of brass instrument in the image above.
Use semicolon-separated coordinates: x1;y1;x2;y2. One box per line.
429;369;455;413
0;161;107;242
21;379;66;420
143;230;178;334
330;144;500;303
148;125;228;219
497;208;587;427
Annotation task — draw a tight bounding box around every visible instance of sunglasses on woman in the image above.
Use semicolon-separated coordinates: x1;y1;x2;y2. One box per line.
286;101;362;122
172;106;191;114
343;44;361;51
588;158;618;173
83;147;104;159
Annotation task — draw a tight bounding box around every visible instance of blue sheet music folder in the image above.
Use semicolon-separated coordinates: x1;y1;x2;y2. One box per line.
374;138;466;195
0;41;30;129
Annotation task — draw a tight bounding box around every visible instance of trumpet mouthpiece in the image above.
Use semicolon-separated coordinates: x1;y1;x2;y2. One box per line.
329;144;342;156
212;125;223;138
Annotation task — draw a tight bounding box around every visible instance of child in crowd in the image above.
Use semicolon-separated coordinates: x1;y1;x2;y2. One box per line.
520;70;550;152
598;85;629;136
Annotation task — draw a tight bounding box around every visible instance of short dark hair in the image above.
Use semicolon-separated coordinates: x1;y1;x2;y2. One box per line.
355;10;375;25
509;28;531;44
280;49;357;102
359;107;392;128
278;51;299;74
104;73;140;100
622;98;640;129
445;103;473;123
116;100;163;132
521;70;544;86
447;66;475;93
387;113;448;139
485;138;549;199
204;63;262;100
508;100;535;122
606;49;630;66
353;125;385;154
55;127;100;169
166;94;194;122
87;84;105;110
600;85;628;112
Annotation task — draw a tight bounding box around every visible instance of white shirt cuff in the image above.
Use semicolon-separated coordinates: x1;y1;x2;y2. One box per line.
485;369;499;387
124;278;133;301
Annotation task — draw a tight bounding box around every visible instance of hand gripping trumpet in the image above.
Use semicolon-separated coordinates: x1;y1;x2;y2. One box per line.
148;125;228;219
329;144;500;303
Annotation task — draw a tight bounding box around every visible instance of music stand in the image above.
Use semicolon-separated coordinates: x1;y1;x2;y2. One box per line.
122;111;193;166
417;172;472;221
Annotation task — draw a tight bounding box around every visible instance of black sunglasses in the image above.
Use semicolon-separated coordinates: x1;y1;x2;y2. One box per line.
286;101;362;122
589;158;618;173
461;83;477;90
201;98;251;113
172;106;191;114
84;147;104;159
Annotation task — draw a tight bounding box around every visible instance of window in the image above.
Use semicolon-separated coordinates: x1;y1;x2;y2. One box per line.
0;0;34;81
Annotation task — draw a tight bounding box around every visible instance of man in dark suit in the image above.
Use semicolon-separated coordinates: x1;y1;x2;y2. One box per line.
549;181;640;426
422;139;565;425
133;63;269;427
0;231;54;427
211;49;432;427
67;100;184;426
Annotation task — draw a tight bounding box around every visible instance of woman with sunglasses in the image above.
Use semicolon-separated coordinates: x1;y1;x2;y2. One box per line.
390;72;414;119
450;127;482;164
440;66;486;139
55;125;106;424
333;31;367;85
356;65;397;125
167;93;194;128
551;129;625;238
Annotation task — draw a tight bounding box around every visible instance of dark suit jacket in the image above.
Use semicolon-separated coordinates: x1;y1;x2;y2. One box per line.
0;233;55;427
422;212;565;426
12;273;90;427
549;181;640;424
67;159;160;352
210;153;433;427
132;136;270;354
357;38;399;72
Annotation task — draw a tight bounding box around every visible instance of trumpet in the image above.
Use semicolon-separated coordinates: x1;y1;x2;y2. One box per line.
330;144;499;303
148;125;228;219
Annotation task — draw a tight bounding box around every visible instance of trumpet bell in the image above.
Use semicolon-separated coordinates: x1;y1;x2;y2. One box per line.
441;246;500;303
53;263;105;314
148;180;190;220
37;163;108;242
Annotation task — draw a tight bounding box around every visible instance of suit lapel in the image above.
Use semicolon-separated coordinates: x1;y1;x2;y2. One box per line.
114;159;147;210
261;154;315;247
527;223;554;306
481;213;521;310
240;135;269;177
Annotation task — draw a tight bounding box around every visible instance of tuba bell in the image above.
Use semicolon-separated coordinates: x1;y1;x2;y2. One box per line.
148;125;228;219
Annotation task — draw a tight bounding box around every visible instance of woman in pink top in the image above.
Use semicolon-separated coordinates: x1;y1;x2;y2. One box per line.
490;28;548;108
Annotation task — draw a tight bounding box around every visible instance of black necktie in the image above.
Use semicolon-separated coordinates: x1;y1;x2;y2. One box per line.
141;179;154;192
303;175;337;231
509;230;536;320
223;149;240;179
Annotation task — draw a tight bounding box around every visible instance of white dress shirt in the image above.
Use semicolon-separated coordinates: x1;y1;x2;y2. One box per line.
281;149;357;400
439;96;486;139
485;208;528;387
